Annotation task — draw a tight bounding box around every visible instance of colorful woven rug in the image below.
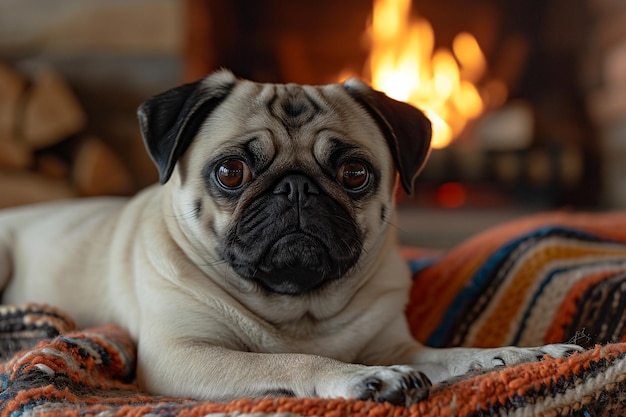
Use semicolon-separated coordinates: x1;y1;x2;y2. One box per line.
1;212;626;416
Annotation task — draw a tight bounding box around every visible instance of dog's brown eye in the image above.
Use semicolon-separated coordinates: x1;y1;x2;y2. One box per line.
337;160;369;190
216;159;251;189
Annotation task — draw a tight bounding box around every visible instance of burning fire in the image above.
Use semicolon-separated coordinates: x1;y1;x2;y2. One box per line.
358;0;506;148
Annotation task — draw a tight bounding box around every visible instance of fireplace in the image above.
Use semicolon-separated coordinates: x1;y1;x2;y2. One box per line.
186;0;601;210
0;0;617;224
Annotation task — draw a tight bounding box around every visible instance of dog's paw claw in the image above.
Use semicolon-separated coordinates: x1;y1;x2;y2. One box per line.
538;344;585;359
491;357;506;367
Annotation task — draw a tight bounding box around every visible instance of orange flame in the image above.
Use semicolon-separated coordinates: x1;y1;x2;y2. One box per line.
360;0;505;149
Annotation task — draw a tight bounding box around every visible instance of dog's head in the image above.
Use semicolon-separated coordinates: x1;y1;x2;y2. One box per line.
138;70;431;295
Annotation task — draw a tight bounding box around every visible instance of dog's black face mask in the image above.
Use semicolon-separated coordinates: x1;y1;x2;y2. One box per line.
219;173;361;295
137;70;432;297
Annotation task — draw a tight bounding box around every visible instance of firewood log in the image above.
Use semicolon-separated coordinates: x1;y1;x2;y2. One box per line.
72;136;134;197
21;70;87;149
0;171;77;208
0;64;26;143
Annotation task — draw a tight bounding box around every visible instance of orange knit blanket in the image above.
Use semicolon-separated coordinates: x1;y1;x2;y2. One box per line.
1;212;626;416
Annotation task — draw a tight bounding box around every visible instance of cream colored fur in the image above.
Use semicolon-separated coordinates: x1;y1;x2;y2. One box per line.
0;71;580;405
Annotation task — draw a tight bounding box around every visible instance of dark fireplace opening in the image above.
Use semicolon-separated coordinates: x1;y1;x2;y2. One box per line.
186;0;602;210
1;0;622;236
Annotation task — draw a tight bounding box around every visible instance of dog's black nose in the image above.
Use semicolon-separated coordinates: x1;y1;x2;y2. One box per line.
273;174;320;204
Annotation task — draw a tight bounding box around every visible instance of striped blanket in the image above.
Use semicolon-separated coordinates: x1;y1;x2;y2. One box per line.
1;212;626;416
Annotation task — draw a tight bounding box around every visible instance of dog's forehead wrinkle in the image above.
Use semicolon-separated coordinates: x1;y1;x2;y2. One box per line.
264;84;328;135
219;85;362;159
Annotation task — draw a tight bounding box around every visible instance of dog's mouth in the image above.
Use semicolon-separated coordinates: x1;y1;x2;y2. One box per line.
252;233;342;294
227;226;360;295
219;174;363;295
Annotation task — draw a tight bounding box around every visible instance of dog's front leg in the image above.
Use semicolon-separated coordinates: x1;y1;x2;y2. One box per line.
408;343;584;384
361;314;583;384
136;342;430;405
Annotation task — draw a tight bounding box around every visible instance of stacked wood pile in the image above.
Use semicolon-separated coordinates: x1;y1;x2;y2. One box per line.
0;63;134;208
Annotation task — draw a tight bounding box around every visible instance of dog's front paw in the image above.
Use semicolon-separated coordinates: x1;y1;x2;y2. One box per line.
333;365;431;406
468;343;584;371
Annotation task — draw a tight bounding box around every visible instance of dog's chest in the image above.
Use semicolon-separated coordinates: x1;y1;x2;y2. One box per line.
237;311;371;363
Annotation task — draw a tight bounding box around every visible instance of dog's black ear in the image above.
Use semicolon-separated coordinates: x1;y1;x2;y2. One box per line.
343;79;432;195
138;70;237;184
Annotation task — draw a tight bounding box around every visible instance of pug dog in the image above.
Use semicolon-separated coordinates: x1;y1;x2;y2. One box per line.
0;70;581;405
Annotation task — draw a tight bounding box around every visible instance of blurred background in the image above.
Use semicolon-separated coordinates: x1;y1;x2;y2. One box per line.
0;0;623;248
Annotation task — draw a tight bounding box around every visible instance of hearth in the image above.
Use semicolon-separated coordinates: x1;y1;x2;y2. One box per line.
186;0;601;209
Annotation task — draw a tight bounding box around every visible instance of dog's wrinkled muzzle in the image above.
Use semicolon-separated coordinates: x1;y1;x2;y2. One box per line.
220;174;362;295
